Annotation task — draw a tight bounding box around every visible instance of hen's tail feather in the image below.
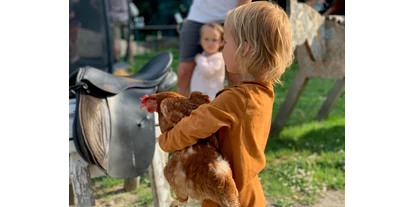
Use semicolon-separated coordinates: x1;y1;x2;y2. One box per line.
223;174;240;207
210;168;240;207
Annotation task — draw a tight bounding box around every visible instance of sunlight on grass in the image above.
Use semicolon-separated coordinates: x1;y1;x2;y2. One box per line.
280;117;344;140
133;183;154;206
92;176;124;189
260;148;345;205
262;117;345;206
133;174;154;206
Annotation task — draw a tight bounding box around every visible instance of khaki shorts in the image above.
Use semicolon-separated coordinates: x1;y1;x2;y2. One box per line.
111;23;133;40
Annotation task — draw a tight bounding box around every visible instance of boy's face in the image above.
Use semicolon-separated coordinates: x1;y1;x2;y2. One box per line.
200;26;223;56
222;27;238;75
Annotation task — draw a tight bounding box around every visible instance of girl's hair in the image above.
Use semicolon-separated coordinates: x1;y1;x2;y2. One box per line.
225;1;294;84
200;23;225;51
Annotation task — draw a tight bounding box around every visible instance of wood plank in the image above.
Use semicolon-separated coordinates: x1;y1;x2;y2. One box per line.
149;112;172;207
270;69;309;135
315;78;345;120
149;141;172;207
297;19;345;80
131;24;178;30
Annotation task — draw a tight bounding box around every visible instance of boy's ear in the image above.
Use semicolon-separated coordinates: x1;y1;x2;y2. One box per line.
242;41;250;57
220;39;225;47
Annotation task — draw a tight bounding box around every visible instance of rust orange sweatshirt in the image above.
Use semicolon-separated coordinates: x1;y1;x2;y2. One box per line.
158;80;274;207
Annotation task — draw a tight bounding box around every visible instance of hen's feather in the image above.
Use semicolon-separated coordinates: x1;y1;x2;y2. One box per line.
160;98;198;131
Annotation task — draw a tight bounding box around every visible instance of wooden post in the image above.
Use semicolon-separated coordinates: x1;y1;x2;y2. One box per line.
148;113;172;207
270;69;309;135
124;177;140;192
316;78;345;120
68;154;75;205
69;152;95;207
70;99;95;206
69;184;75;205
149;143;172;207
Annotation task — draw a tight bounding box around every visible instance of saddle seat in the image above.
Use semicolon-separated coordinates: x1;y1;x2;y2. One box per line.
70;52;175;97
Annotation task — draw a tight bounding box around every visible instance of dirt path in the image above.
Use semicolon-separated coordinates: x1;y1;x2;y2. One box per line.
314;190;345;207
90;188;344;207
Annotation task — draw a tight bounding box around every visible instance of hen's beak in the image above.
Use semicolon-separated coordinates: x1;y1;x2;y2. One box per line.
140;105;146;111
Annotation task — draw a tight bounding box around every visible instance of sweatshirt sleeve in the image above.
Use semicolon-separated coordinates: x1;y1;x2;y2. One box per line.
157;103;235;152
195;55;224;78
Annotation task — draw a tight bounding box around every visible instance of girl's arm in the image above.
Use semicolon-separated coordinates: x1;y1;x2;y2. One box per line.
195;55;224;78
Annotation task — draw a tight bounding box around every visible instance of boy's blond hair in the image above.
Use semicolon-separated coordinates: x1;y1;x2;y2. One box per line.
200;23;225;51
225;1;294;84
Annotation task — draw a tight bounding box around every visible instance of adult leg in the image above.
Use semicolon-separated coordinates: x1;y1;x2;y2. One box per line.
112;24;122;62
177;20;203;97
69;24;80;63
122;24;136;65
177;61;196;97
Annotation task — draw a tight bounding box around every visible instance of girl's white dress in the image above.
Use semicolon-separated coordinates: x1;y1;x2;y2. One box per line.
190;52;225;101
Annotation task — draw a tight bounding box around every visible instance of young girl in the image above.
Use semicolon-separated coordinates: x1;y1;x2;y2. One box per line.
158;1;293;206
190;23;225;101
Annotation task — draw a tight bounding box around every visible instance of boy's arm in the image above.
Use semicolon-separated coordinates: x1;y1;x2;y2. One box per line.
158;102;235;152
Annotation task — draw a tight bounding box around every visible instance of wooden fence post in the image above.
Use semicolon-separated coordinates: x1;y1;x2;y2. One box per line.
148;112;172;207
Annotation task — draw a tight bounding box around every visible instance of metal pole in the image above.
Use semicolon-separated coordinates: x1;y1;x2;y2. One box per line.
125;0;132;63
103;0;114;73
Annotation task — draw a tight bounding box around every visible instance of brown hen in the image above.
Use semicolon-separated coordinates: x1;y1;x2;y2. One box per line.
140;91;239;207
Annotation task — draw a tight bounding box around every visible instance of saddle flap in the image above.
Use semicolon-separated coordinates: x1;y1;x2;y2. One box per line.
105;87;156;178
78;93;111;169
73;84;157;178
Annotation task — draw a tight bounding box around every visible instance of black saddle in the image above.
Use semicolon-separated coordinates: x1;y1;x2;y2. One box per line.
69;51;177;179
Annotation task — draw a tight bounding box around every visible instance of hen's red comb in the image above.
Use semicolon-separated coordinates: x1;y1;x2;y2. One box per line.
140;94;149;103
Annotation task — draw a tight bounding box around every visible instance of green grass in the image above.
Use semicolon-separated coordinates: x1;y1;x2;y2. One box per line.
263;58;345;206
94;47;345;207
